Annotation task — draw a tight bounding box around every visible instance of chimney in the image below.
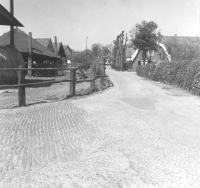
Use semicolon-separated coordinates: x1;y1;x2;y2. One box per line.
54;36;57;55
10;0;14;45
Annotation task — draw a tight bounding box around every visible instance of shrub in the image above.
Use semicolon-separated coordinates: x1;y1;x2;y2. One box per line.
136;61;200;96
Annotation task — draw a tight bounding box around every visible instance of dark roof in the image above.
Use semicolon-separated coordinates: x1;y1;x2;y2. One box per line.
0;29;59;59
36;38;55;53
0;4;23;26
36;38;50;48
53;42;66;58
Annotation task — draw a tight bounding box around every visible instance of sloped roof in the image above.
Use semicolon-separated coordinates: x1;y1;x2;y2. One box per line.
36;38;50;48
0;29;59;59
125;48;134;58
63;45;72;53
63;45;72;58
36;38;55;53
132;43;171;62
161;36;199;44
0;4;23;26
53;42;66;58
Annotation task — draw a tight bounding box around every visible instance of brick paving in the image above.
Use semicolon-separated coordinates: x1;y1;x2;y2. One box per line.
0;101;101;187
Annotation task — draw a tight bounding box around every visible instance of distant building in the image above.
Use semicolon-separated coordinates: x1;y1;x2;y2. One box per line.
63;45;73;64
131;43;171;72
125;47;135;62
0;29;60;76
36;38;55;53
53;42;67;67
161;36;199;61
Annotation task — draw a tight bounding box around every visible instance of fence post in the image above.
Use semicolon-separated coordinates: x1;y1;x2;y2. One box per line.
18;65;26;106
90;67;95;92
100;65;105;89
69;68;76;96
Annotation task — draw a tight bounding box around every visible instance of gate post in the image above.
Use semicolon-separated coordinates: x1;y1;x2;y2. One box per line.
90;67;95;92
18;65;26;106
100;65;105;89
69;68;76;96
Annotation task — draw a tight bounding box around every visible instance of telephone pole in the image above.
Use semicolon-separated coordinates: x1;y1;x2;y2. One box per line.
86;37;88;65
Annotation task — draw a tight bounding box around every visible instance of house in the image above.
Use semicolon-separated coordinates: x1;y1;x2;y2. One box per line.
122;47;135;71
0;4;23;26
125;47;135;62
0;28;60;76
36;38;55;53
131;43;171;71
161;36;199;61
63;45;73;64
53;42;67;67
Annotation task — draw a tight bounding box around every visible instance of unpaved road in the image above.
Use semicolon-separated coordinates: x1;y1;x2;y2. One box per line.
1;66;200;187
69;67;200;187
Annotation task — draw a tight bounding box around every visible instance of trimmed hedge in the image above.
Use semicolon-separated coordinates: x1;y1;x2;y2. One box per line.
136;61;200;95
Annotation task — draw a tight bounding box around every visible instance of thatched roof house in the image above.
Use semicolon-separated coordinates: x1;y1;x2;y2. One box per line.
0;4;23;26
161;36;199;61
0;29;60;62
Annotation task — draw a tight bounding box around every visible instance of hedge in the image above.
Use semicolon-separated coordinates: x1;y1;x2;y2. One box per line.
136;61;200;95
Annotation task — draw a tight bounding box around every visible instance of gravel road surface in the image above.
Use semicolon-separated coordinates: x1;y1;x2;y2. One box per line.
1;66;200;187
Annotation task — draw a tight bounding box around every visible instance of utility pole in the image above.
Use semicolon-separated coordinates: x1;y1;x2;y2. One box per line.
199;2;200;62
10;0;14;45
86;37;88;65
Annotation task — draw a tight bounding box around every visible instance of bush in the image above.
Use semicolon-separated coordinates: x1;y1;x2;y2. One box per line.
136;61;200;96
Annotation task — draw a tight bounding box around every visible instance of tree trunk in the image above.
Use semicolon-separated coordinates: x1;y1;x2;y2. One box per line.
142;50;146;65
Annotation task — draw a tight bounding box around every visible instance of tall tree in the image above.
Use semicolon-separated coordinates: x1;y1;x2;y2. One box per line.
107;44;113;53
130;20;162;62
91;43;103;57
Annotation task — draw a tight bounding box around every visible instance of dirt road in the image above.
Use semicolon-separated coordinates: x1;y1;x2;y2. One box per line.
1;66;200;187
69;67;200;187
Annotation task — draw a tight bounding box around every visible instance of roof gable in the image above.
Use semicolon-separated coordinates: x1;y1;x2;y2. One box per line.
36;38;55;53
63;45;72;58
0;29;59;59
53;42;66;58
132;43;171;62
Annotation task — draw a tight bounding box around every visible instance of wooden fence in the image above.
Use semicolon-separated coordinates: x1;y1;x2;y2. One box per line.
0;65;107;107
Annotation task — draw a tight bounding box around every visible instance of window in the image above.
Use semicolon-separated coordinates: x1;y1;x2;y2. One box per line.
147;50;154;56
138;61;141;65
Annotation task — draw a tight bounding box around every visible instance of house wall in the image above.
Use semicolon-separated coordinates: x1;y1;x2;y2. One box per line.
132;46;168;72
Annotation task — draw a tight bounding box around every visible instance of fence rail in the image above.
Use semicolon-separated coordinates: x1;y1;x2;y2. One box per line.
0;65;107;107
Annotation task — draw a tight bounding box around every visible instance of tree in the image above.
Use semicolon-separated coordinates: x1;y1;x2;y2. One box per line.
107;44;113;53
130;20;162;62
102;46;110;56
91;43;103;57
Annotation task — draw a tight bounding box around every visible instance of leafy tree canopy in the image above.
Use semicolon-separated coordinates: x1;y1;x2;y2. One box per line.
130;20;162;61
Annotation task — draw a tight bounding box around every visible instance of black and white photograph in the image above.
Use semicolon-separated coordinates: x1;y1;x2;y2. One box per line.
0;0;199;187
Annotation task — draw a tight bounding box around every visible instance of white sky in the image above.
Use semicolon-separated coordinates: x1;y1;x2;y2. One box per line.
0;0;199;51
